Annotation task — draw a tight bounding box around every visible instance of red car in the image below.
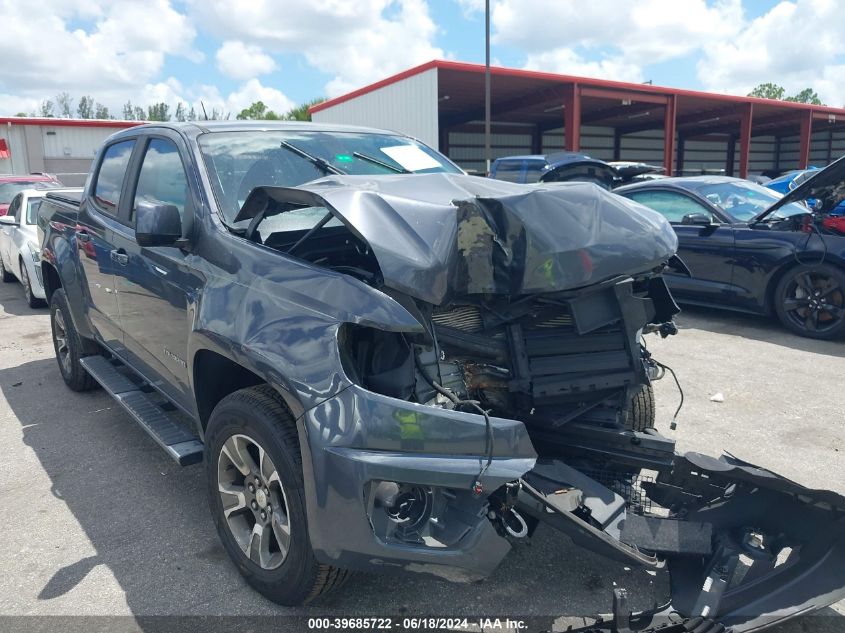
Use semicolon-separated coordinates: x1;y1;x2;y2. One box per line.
0;174;63;215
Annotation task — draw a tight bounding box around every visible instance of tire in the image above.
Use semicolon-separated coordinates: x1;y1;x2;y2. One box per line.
50;288;97;391
206;384;349;605
627;383;655;432
774;263;845;340
0;252;14;282
20;260;45;308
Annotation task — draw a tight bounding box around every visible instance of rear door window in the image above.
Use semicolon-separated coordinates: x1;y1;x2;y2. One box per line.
93;140;135;215
492;160;524;182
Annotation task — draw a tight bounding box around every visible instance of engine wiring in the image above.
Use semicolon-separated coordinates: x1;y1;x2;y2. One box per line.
793;213;829;267
412;350;494;495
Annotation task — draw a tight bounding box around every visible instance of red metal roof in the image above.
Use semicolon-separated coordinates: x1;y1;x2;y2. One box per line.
312;59;845;117
0;117;144;128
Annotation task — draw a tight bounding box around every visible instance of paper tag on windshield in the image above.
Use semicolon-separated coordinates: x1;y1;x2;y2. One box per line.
381;145;441;172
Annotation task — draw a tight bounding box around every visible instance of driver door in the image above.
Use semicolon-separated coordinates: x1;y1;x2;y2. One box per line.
625;189;736;305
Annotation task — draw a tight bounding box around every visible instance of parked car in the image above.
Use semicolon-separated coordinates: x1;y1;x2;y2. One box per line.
0;173;63;215
38;122;845;629
490;152;661;187
0;187;81;307
616;164;845;339
764;167;819;194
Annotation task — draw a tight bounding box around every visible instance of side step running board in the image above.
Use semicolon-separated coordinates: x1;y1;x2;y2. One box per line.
80;355;203;466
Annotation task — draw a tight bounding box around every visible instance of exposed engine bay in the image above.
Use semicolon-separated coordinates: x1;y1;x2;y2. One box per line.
234;174;845;631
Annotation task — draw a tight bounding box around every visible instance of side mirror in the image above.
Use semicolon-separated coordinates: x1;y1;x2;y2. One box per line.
135;201;183;247
681;212;715;226
0;215;18;226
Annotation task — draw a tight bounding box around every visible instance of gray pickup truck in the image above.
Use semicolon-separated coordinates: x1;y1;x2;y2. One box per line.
38;121;844;630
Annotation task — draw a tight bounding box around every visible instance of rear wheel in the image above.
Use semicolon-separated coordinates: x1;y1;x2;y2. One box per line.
0;252;13;282
50;288;97;391
627;384;655;432
206;384;349;605
774;264;845;340
20;260;44;308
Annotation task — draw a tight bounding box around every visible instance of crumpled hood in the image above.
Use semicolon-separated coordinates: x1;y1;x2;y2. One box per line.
239;173;678;305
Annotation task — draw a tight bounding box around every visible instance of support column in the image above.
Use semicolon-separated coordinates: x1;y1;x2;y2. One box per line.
676;136;685;175
798;109;813;169
564;83;581;152
663;95;677;176
531;125;542;155
439;125;450;157
726;136;736;176
738;102;753;179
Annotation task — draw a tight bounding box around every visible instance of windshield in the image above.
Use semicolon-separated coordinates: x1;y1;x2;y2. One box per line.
0;181;60;204
197;130;461;223
693;181;808;221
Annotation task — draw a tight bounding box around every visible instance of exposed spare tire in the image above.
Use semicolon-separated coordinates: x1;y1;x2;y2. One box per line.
627;383;655;432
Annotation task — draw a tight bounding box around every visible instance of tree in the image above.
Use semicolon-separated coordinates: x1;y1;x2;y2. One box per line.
77;95;94;119
56;92;73;118
748;83;785;100
39;100;55;117
187;106;197;121
236;100;280;120
283;97;325;121
14;112;27;117
748;82;825;105
146;102;170;121
785;88;822;105
95;103;110;119
174;102;186;122
122;101;135;120
133;106;145;121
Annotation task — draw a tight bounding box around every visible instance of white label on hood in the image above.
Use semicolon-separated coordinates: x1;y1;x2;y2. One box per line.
381;145;441;172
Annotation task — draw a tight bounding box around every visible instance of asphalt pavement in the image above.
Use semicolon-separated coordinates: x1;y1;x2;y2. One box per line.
0;279;842;632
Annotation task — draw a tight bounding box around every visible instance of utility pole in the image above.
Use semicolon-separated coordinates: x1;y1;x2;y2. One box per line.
484;0;491;175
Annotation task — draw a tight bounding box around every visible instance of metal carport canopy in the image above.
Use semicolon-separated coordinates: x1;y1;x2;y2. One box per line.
311;60;845;177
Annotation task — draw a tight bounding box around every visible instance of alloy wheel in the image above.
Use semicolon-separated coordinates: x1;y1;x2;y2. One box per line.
217;433;292;570
21;264;32;303
782;271;844;335
52;308;72;375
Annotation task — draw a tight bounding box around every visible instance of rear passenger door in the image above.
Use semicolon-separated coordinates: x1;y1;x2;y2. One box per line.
78;138;136;348
110;133;197;410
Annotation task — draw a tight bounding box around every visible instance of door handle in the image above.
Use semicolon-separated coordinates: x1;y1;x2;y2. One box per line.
77;230;91;243
111;249;129;266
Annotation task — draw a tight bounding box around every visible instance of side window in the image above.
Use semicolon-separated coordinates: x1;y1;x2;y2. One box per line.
492;160;524;183
627;191;715;223
94;139;135;215
9;194;22;222
132;138;190;227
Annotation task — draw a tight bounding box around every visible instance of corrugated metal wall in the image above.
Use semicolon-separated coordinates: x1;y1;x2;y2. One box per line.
312;68;440;149
0;123;129;185
447;124;843;176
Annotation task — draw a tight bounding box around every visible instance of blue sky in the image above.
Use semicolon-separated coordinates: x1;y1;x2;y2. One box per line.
2;1;844;117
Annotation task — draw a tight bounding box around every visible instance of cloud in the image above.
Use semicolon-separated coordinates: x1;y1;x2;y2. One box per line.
216;41;278;81
697;0;845;105
523;49;645;83
0;0;199;95
193;0;444;97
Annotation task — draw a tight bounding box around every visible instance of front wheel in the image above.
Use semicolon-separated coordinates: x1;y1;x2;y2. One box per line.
774;264;845;340
21;261;45;308
206;385;349;605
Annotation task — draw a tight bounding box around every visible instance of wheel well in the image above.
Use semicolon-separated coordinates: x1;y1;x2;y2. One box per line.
193;350;266;430
41;262;61;302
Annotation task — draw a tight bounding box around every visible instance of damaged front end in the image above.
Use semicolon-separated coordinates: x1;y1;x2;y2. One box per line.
237;173;844;630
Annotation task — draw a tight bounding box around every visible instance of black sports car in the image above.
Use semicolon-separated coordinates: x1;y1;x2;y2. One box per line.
615;159;845;339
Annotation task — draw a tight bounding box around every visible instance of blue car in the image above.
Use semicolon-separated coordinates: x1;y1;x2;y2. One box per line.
765;167;819;194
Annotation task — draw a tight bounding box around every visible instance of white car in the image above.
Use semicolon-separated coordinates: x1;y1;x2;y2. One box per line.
0;188;81;307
